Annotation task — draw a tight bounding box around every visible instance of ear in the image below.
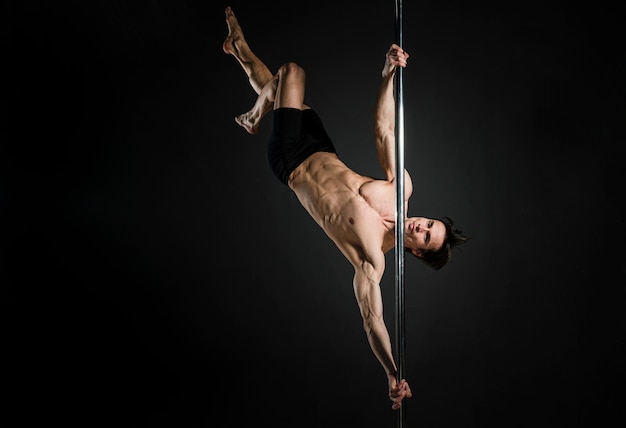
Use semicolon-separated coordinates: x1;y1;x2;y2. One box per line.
412;249;424;259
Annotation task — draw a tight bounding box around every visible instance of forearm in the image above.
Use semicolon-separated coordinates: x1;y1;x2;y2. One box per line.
374;43;408;149
364;315;398;377
373;69;397;176
374;70;396;135
353;267;398;377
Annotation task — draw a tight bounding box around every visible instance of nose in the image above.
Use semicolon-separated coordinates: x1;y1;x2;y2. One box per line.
415;223;428;233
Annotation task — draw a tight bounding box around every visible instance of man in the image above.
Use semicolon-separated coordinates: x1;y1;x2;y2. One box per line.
223;6;467;410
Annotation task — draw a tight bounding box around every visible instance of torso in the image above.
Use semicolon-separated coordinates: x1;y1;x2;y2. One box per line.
288;152;410;266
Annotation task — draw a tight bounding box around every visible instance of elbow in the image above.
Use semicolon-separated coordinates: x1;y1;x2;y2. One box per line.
363;314;385;340
375;124;395;141
360;305;383;332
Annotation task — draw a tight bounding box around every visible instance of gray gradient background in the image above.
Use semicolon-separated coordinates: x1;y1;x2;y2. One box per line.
10;0;625;427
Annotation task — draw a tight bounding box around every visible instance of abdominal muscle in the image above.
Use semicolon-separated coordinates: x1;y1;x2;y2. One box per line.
288;152;393;249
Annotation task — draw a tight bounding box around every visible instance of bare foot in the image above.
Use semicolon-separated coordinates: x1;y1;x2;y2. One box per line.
223;6;244;55
235;112;259;135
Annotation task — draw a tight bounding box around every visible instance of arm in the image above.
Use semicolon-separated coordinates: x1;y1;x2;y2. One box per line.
353;259;412;410
374;44;409;182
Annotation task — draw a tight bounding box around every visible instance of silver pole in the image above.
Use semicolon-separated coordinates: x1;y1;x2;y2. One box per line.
394;0;406;427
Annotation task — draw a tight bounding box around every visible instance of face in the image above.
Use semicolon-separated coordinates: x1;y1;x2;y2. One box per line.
404;217;447;256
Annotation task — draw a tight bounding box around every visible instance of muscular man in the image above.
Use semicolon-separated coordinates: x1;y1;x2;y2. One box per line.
223;6;467;410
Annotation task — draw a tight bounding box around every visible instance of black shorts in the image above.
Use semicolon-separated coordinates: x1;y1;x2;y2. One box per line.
267;108;337;185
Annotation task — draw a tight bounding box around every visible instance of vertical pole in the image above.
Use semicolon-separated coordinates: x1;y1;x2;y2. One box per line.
394;0;406;427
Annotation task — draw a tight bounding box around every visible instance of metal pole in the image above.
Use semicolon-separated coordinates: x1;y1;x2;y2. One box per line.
394;0;406;427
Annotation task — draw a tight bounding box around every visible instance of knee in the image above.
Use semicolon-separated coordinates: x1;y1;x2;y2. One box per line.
278;62;305;78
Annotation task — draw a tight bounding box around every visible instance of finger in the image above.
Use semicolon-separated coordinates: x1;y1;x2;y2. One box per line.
404;384;412;398
390;389;406;400
390;383;403;394
391;394;404;410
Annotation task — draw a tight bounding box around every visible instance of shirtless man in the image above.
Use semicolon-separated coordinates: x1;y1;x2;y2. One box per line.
223;6;467;410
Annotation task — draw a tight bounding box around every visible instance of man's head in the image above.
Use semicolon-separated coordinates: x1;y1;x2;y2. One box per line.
404;216;469;270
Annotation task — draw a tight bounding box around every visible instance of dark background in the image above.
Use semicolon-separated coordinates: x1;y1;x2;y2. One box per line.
9;1;625;427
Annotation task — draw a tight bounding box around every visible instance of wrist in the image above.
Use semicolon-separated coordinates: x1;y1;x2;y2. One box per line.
386;371;398;380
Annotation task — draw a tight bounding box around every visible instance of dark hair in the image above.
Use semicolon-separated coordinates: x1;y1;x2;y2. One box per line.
406;216;469;271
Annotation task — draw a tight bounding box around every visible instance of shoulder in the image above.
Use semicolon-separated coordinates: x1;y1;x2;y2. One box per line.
359;177;398;214
360;176;395;195
366;171;413;202
348;244;386;278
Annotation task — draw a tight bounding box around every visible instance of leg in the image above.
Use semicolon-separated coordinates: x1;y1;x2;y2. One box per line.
234;74;277;134
274;62;307;110
234;62;308;134
223;7;273;95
